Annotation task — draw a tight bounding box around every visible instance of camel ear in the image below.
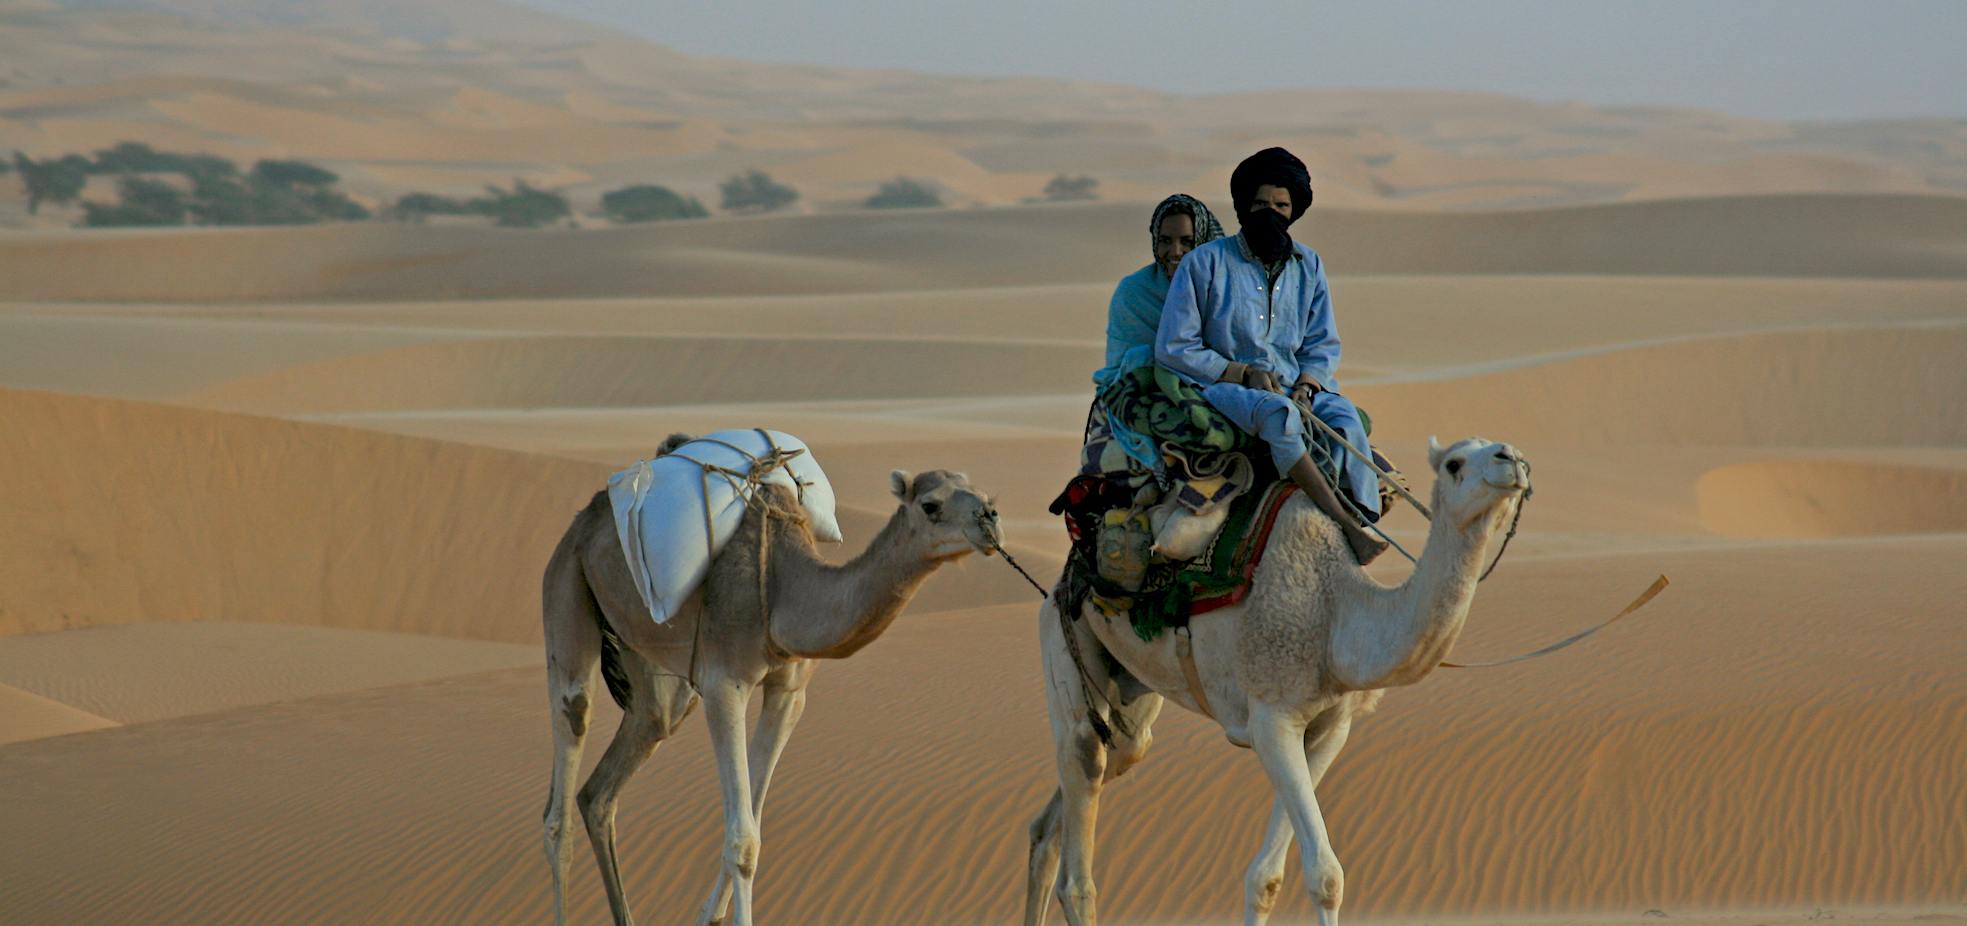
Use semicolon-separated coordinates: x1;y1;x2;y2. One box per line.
1427;436;1447;471
890;469;915;502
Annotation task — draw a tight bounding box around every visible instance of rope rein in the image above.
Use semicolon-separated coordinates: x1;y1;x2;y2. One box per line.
996;543;1130;745
1477;486;1531;582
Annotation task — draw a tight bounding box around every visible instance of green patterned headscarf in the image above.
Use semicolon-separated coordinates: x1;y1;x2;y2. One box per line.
1148;194;1224;265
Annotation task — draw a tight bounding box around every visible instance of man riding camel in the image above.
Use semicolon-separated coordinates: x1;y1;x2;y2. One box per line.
1156;147;1387;564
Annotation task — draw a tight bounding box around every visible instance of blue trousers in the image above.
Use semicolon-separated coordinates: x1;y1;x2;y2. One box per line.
1198;382;1382;519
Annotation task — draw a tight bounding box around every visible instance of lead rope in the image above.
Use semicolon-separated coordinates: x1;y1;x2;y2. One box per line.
996;544;1131;745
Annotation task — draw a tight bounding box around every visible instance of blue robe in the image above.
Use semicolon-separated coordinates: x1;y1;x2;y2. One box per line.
1156;234;1381;518
1093;263;1169;388
1088;263;1176;472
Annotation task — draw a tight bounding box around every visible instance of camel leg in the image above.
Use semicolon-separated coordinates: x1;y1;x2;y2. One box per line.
1031;602;1124;926
702;659;815;926
1025;687;1161;926
697;675;762;926
1249;703;1355;926
544;547;605;926
1245;709;1353;926
1024;789;1064;926
1243;798;1293;926
579;650;699;926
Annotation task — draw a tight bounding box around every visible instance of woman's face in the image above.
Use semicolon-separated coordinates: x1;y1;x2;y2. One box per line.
1250;184;1294;218
1154;212;1197;276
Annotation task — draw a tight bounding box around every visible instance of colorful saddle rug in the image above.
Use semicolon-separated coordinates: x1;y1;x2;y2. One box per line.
1052;475;1301;642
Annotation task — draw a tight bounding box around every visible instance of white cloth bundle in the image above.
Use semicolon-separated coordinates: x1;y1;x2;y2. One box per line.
607;429;841;625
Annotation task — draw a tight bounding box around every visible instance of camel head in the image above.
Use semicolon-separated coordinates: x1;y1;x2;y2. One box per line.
1426;436;1531;531
890;469;1001;561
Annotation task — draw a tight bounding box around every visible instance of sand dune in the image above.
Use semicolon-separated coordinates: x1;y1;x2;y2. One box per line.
180;335;1102;416
4;193;1965;303
1696;461;1967;538
1;72;1963;926
0;681;118;745
1;536;1961;924
1352;322;1967;449
6;2;1966;226
0;386;608;641
0;313;487;400
0;621;541;725
0;383;1049;648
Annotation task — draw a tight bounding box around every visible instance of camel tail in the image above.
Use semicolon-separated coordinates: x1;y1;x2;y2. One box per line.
595;611;632;711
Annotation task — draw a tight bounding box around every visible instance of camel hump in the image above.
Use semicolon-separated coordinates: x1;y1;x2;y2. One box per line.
605;429;842;625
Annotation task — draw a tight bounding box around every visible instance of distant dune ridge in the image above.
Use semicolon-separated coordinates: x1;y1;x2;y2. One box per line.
0;4;1963;925
3;0;1964;224
3;194;1964;302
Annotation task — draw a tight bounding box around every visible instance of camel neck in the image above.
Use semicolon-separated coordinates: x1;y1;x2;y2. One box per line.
1330;490;1498;690
768;503;937;659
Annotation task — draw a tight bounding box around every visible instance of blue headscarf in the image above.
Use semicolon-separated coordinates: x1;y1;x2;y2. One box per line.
1093;194;1226;395
1147;193;1225;273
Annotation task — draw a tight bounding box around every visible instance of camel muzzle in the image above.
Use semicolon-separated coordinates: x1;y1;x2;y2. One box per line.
970;508;1004;554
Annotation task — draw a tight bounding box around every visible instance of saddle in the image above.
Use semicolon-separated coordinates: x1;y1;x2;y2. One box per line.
1052;473;1300;642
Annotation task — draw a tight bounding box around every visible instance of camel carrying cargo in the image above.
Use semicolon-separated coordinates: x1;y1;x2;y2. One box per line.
606;429;842;624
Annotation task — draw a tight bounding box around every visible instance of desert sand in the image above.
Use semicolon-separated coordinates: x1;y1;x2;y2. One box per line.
1;5;1963;926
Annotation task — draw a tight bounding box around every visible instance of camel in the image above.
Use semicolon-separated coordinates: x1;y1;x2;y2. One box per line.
1025;436;1532;926
542;447;1001;926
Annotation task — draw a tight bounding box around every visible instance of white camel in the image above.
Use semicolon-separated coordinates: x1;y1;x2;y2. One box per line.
542;448;1000;926
1025;436;1532;926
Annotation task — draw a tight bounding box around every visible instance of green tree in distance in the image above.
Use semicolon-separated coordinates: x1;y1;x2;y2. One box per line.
390;192;472;220
865;176;943;210
82;176;188;226
602;184;709;222
12;152;90;214
1042;174;1099;201
92;141;190;175
251;159;340;188
473;181;571;228
719;169;798;213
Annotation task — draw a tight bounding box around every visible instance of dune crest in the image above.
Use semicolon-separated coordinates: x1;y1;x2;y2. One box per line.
1697;461;1967;537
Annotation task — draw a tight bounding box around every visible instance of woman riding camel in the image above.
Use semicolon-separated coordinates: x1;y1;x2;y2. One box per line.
1093;194;1226;387
1156;147;1387;564
1078;194;1227;484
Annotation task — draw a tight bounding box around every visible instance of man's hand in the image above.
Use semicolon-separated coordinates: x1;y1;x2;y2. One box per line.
1243;367;1285;394
1291;379;1322;403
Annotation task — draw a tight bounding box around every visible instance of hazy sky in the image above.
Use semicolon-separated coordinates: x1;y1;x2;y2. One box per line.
508;0;1964;122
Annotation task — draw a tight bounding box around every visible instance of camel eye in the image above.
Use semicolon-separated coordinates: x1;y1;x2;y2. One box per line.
1445;458;1463;476
920;500;942;519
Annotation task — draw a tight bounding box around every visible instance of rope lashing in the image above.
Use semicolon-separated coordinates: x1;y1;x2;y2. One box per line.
667;431;812;551
662;430;814;683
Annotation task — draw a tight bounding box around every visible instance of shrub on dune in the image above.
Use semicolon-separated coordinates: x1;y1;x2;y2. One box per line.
81;177;189;227
719;169;798;213
11;152;90;214
471;181;571;228
601;184;709;223
865;176;943;210
1042;174;1099;201
389;192;473;221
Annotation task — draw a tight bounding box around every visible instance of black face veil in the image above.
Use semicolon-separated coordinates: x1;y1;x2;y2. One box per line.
1230;147;1313;262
